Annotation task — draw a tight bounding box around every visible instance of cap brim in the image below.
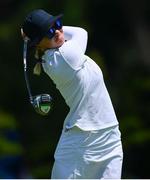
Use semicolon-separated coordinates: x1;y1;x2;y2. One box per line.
48;14;63;28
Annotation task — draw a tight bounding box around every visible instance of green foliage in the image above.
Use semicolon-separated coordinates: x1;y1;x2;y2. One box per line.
0;111;23;156
0;111;17;129
121;115;150;147
0;137;23;156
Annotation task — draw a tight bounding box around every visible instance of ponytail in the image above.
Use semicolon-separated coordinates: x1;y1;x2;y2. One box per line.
33;49;43;76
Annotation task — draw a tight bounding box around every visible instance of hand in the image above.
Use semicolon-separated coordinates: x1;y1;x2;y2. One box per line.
21;28;30;41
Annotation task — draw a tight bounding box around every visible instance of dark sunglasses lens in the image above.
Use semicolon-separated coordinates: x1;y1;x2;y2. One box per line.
49;28;55;34
46;19;62;39
55;19;62;29
47;27;55;39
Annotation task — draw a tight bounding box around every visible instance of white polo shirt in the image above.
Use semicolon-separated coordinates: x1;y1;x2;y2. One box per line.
42;26;118;130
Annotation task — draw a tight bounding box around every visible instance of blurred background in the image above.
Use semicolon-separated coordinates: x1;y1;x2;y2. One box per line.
0;0;150;178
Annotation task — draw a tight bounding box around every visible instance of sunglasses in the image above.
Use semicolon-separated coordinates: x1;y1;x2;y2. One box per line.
46;19;62;39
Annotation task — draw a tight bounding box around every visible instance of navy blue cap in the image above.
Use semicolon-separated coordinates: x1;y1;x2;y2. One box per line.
22;9;63;46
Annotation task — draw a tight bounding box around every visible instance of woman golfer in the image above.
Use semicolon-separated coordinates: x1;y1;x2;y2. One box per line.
21;9;123;179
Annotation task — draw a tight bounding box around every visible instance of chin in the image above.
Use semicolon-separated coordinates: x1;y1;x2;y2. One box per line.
57;39;65;47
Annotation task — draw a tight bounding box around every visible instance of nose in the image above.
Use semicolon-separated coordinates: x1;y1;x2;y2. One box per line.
55;29;60;34
54;30;60;38
54;30;59;38
55;29;63;34
55;29;59;32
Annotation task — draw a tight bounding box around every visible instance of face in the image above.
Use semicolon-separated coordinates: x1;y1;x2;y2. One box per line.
36;29;65;51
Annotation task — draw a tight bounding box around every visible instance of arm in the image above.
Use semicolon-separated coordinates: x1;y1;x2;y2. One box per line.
58;26;88;70
63;26;88;53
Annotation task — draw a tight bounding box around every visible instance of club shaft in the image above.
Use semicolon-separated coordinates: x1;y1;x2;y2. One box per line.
23;40;33;103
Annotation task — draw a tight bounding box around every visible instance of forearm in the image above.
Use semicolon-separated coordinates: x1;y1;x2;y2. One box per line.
63;26;88;53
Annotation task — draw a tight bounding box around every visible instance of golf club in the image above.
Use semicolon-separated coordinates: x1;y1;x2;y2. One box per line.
23;38;53;116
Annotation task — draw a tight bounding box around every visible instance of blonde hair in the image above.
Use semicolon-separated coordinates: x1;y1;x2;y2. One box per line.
33;49;44;76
